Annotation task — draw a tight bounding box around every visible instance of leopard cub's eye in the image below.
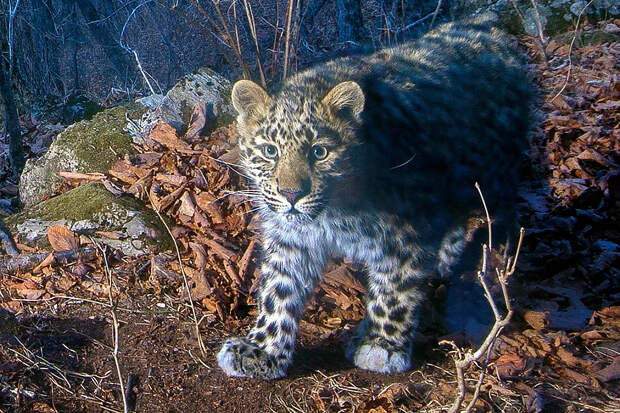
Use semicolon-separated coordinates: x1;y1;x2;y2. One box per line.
311;145;328;160
262;144;278;159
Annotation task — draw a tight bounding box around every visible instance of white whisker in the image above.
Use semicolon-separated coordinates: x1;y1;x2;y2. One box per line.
237;205;267;217
390;154;416;170
210;156;254;180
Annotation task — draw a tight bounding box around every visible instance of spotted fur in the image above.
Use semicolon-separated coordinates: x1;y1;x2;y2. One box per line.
217;16;531;379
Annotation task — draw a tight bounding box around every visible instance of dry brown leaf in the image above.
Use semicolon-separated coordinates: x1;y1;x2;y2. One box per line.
559;368;597;386
47;226;80;252
155;173;187;186
594;356;620;383
590;306;620;327
189;242;209;270
178;191;196;218
71;260;90;277
32;252;56;273
149;121;199;154
238;239;256;281
0;301;22;314
18;288;46;300
201;297;218;313
158;184;187;211
495;353;527;377
189;269;214;302
556;346;591;369
184;101;208;142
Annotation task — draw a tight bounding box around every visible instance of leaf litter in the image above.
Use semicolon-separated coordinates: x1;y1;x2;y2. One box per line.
1;20;619;412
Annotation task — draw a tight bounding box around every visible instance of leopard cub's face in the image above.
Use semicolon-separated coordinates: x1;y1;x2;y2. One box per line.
231;80;365;221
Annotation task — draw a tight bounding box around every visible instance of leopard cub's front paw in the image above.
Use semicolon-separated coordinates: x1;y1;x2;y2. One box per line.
346;337;411;374
217;337;286;380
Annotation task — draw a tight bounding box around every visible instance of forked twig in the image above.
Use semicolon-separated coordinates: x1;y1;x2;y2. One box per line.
440;183;525;413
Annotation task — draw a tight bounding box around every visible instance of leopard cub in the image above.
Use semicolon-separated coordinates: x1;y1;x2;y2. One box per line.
217;16;531;379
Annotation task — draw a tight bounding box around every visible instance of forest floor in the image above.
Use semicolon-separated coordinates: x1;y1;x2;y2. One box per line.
1;21;619;413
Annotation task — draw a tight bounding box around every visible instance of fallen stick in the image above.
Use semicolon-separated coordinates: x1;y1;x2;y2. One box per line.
57;171;106;182
0;246;97;274
198;235;238;261
98;242;128;413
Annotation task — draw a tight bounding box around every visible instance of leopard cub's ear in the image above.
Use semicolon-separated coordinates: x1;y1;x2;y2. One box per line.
322;81;365;120
231;80;271;125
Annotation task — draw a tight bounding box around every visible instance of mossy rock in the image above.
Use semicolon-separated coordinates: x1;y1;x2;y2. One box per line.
554;30;620;45
452;0;619;36
19;102;147;208
6;183;172;255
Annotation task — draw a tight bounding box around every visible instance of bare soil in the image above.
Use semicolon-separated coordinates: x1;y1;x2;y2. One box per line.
1;20;619;413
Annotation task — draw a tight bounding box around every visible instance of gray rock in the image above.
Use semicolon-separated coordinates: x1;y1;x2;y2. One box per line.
126;67;235;144
6;183;169;256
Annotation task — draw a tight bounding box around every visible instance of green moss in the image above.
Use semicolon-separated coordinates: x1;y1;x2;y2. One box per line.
54;102;147;173
554;30;620;46
63;95;103;122
497;11;526;35
5;183;173;251
10;184;127;222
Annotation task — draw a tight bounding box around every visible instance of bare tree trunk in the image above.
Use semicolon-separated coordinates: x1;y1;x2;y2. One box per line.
336;0;364;42
0;47;24;177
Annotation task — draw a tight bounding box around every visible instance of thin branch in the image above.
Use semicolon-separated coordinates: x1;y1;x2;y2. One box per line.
550;0;593;102
282;0;295;81
392;10;435;34
475;182;492;251
191;0;250;78
242;0;267;88
96;242;129;413
146;190;207;357
440;184;524;413
429;0;443;29
7;0;22;75
119;0;157;95
529;0;548;54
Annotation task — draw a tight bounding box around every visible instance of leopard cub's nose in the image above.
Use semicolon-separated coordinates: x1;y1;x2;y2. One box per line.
279;189;304;204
